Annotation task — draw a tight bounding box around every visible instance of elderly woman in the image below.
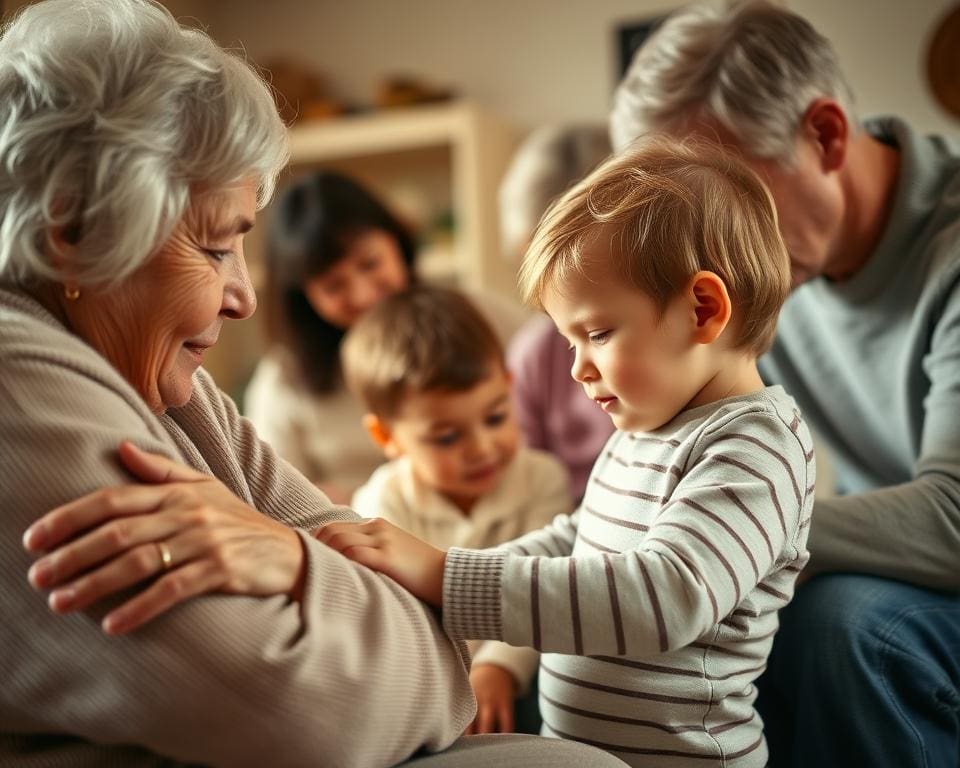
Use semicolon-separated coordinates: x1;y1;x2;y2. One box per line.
0;2;629;768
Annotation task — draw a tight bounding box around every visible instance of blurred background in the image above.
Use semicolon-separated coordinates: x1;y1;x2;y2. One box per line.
3;0;958;398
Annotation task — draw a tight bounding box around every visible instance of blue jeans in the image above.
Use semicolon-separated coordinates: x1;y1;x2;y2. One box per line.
756;574;960;767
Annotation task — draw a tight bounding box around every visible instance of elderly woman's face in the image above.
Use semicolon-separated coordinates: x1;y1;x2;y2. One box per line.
69;181;258;413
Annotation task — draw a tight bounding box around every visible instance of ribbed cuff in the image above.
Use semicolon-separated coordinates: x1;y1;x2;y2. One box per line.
442;548;507;642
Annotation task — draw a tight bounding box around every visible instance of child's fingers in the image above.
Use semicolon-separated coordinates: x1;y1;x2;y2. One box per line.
474;701;495;734
316;527;376;554
338;545;387;572
498;699;514;734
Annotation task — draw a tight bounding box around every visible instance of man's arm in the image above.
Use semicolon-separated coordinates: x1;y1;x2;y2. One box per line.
806;280;960;591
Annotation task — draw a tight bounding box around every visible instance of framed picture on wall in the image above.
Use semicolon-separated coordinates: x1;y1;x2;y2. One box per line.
615;15;665;80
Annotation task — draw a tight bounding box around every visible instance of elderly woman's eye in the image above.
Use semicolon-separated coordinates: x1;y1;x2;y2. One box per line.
204;249;232;262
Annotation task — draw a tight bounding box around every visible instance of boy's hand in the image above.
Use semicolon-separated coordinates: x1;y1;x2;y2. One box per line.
315;518;446;606
467;663;517;734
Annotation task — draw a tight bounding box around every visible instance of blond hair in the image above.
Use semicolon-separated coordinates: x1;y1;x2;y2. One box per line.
518;136;789;355
342;286;504;418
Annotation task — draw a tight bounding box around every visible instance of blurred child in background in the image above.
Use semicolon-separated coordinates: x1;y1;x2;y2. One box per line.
342;285;572;735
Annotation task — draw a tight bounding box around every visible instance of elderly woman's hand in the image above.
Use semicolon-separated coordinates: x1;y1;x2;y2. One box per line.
22;442;306;635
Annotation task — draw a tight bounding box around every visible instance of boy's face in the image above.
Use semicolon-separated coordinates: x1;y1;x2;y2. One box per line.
543;258;715;433
380;364;520;513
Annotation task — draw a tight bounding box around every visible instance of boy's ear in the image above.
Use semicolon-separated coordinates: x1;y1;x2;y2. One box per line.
801;97;848;173
686;270;732;345
362;413;402;459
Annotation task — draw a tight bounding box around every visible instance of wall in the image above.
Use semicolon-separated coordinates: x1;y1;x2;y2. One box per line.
195;0;960;136
4;0;956;134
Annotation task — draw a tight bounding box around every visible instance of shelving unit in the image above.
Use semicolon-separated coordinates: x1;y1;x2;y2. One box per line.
205;101;518;399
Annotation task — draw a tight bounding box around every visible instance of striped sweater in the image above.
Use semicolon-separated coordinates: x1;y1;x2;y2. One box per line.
443;386;814;767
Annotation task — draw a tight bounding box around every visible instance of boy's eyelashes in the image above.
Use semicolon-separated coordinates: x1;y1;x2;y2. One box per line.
358;254;382;272
588;330;612;345
561;328;613;350
421;410;510;448
428;431;460;447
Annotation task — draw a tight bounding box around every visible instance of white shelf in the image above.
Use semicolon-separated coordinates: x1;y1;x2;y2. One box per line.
284;101;517;294
288;102;478;161
206;101;518;397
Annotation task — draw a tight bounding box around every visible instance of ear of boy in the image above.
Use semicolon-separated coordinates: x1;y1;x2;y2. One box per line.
362;413;402;459
687;270;731;345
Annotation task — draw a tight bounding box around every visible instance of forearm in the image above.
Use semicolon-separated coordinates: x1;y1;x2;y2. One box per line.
808;472;960;590
443;546;718;657
11;534;473;768
497;509;579;557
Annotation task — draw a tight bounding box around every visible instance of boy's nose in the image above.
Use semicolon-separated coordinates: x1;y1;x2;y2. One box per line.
570;349;595;383
465;430;495;461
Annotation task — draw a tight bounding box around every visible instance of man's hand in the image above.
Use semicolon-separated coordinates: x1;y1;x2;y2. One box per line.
467;663;517;734
315;518;446;606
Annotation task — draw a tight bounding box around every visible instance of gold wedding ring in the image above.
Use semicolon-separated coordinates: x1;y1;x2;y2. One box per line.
156;541;173;572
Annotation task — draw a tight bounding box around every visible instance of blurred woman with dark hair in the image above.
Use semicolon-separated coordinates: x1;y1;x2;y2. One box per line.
246;170;525;502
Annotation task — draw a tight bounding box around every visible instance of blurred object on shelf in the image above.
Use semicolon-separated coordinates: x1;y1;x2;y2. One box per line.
375;76;455;109
299;100;347;121
259;56;345;123
926;4;960;120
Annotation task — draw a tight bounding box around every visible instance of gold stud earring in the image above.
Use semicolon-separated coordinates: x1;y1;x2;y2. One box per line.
64;284;80;301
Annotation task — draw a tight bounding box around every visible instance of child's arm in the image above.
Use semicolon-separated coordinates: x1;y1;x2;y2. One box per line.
443;411;813;657
315;518;447;606
317;504;584;605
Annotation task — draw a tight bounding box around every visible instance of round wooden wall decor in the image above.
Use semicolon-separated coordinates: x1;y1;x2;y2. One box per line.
927;4;960;119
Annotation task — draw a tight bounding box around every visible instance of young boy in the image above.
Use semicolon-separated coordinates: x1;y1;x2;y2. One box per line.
321;138;815;767
340;285;573;736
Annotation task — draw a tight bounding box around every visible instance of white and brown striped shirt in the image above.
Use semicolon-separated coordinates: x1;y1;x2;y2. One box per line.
443;386;815;767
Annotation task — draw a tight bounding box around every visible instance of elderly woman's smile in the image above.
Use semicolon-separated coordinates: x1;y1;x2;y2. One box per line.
63;181;258;414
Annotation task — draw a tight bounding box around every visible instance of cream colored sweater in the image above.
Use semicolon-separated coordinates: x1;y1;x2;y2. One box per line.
0;285;474;768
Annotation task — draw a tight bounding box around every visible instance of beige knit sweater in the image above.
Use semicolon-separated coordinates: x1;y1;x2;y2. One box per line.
0;284;474;768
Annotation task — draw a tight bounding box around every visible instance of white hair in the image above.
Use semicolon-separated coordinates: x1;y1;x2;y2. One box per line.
0;0;288;287
498;124;611;260
610;1;857;161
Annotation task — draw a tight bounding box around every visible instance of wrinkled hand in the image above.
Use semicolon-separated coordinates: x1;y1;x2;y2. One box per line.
315;518;446;606
22;441;305;635
467;663;517;735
